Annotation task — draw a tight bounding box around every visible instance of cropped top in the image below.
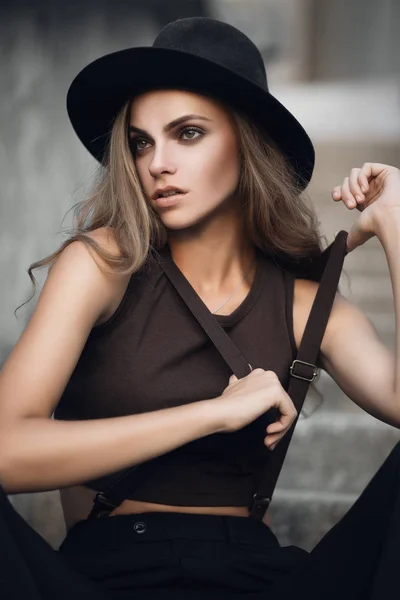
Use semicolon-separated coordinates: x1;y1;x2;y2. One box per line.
53;246;298;506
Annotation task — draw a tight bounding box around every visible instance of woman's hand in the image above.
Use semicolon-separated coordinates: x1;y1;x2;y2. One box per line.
331;163;400;252
218;368;297;450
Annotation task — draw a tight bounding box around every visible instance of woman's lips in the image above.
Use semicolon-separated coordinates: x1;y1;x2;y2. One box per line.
154;192;187;207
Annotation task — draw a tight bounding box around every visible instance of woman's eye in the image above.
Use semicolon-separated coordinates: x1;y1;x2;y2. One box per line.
180;126;203;140
129;126;203;155
130;138;149;152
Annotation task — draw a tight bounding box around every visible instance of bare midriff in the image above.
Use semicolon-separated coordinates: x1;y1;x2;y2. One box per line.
59;485;253;532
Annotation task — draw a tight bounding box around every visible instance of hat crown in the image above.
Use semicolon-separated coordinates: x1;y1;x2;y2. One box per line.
66;16;314;188
153;17;268;90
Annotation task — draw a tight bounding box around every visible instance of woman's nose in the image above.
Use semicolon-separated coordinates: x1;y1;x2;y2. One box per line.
148;144;177;177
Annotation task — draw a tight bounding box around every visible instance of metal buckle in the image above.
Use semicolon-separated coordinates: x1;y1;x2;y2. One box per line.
248;493;271;520
290;359;318;382
93;491;118;510
249;493;271;510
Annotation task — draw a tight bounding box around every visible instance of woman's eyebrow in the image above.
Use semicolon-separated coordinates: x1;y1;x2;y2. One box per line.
128;114;213;136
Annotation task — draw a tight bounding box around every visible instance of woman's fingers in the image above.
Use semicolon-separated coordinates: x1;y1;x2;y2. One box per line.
266;420;285;434
332;185;341;201
332;167;369;204
358;167;370;193
264;432;283;449
278;397;297;430
341;177;358;208
332;178;354;207
264;428;290;450
264;393;297;450
349;168;365;203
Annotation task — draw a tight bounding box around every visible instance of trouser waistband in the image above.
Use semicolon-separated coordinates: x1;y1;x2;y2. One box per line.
59;511;279;551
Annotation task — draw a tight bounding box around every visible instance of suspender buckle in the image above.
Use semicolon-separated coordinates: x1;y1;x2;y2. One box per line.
290;359;318;382
87;492;119;520
91;491;118;514
248;493;271;520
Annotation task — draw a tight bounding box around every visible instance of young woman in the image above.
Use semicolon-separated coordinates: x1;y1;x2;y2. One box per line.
1;16;400;600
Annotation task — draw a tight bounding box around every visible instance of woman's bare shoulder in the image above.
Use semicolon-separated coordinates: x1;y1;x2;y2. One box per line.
0;228;128;430
83;227;132;326
83;226;122;266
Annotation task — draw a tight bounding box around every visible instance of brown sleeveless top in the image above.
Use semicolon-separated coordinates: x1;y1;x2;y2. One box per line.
53;247;298;506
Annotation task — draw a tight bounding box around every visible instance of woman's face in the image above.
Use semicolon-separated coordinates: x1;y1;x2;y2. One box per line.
128;89;241;230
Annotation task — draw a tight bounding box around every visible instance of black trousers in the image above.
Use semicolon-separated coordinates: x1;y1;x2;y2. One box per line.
2;442;400;600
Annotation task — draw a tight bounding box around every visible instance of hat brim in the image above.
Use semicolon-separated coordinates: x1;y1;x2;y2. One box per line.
67;46;314;190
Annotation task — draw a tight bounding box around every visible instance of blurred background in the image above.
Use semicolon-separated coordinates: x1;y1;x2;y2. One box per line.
1;0;400;551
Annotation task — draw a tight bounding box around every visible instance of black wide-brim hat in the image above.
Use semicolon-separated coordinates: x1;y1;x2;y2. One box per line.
67;16;315;191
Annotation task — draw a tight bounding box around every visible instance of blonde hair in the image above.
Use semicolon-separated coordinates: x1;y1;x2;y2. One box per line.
15;95;328;317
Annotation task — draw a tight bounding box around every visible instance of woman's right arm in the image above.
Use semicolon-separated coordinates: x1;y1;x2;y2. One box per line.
0;235;225;494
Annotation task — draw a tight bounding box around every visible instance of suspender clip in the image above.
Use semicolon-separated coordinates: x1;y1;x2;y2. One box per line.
93;491;118;509
87;492;119;520
248;493;271;520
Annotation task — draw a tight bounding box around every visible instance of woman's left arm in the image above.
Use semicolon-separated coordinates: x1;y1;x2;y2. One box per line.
299;163;400;428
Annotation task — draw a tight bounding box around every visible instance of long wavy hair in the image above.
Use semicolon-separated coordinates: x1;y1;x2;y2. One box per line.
15;92;330;318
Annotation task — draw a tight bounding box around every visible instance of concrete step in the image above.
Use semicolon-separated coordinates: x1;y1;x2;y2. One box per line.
276;81;400;149
268;489;357;551
276;410;400;495
9;489;66;550
341;244;390;276
272;418;399;550
307;139;400;193
339;273;393;311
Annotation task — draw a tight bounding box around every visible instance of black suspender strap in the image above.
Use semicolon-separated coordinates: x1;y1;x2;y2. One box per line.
87;231;348;520
248;230;348;518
